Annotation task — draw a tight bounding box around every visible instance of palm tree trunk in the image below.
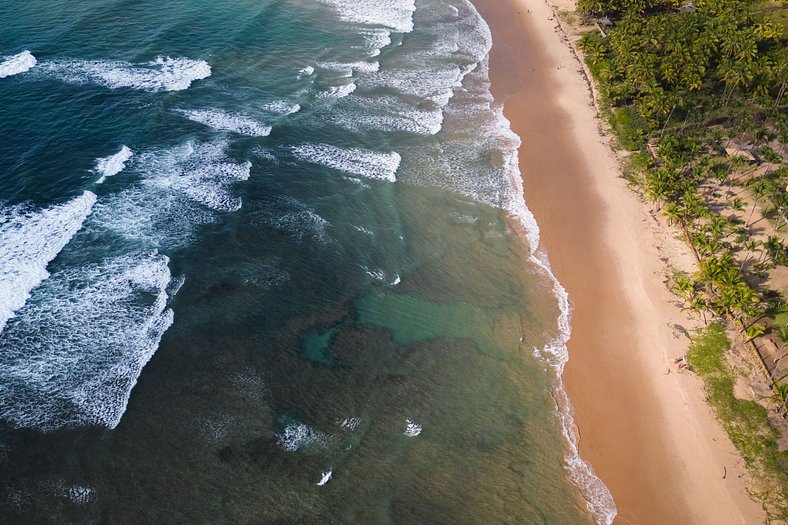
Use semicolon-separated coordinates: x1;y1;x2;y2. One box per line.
745;201;757;228
660;105;676;138
775;79;785;108
737;318;778;395
681;221;701;263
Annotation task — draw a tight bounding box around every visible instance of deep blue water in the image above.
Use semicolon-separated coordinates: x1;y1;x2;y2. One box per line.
0;0;612;522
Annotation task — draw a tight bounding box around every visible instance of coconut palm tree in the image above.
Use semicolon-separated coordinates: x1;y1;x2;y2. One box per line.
739;239;761;271
685;295;710;324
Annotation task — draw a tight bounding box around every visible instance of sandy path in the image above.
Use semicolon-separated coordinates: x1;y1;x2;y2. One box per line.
471;0;766;522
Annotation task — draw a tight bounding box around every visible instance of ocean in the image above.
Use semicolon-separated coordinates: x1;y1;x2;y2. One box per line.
0;0;615;522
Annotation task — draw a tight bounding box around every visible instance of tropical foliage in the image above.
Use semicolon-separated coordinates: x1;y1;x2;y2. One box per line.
576;0;788;516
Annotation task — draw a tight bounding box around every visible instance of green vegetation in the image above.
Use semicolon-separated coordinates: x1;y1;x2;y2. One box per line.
574;0;788;515
686;324;788;519
578;0;788;394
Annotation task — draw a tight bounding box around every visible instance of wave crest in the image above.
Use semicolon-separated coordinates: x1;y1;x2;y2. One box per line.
0;252;175;431
95;146;134;184
176;109;271;137
0;50;37;78
0;192;96;334
39;56;211;92
292;143;400;182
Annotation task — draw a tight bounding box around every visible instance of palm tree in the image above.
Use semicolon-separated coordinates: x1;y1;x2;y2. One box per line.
761;235;786;267
685;295;710;325
673;273;696;301
739;239;761;271
645;169;673;210
745;178;772;227
662;201;683;226
707;216;730;241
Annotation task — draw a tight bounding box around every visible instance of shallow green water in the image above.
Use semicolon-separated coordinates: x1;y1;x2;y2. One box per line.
0;0;609;522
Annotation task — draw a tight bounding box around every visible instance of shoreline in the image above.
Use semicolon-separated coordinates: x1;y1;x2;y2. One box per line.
472;0;767;522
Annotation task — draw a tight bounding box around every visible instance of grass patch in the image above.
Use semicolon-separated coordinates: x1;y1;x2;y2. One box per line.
772;303;788;330
608;106;646;151
581;54;647;151
686;323;788;520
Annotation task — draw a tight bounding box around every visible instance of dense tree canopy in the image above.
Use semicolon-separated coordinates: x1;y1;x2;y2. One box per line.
580;0;785;129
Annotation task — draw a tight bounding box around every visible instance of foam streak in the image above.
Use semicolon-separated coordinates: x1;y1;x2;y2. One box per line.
38;56;211;92
176;109;271;137
95;145;133;184
292;144;400;182
0;252;175;431
0;192;96;334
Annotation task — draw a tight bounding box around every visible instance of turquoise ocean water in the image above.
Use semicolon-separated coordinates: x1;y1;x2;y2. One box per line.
0;0;615;522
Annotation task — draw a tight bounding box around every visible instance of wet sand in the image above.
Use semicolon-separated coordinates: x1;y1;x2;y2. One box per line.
472;0;766;522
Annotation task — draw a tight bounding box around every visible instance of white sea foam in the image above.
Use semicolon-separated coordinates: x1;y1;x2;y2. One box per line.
321;0;490;139
0;191;96;334
237;263;291;289
0;51;37;78
230;367;268;403
292;144;400;182
95;145;133;184
175;109;271;137
337;417;361;430
399;62;516;210
136;141;251;214
404;418;421;437
253;198;331;244
277;420;327;451
48;481;96;506
329;94;445;136
318;0;416;33
0;251;175;431
260;100;301;115
38;56;211;92
360;0;491;109
317;60;380;75
318;81;356;99
361;266;387;281
316;469;333;486
94;140;251;248
358;28;392;57
354;225;374;235
367;65;463;106
199;414;237;445
252;146;281;163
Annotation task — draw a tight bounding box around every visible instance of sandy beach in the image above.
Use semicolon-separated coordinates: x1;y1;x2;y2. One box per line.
472;0;767;522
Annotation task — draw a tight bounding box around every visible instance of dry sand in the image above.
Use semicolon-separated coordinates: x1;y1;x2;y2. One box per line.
471;0;767;522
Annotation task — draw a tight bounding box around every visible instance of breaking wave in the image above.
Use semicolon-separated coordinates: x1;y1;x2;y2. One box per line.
291;144;400;182
317;0;416;33
95;146;133;184
92;140;251;249
260;100;301;116
0;192;96;334
317;81;356;99
37;56;211;92
0;252;175;431
175;108;271;137
0;50;37;78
